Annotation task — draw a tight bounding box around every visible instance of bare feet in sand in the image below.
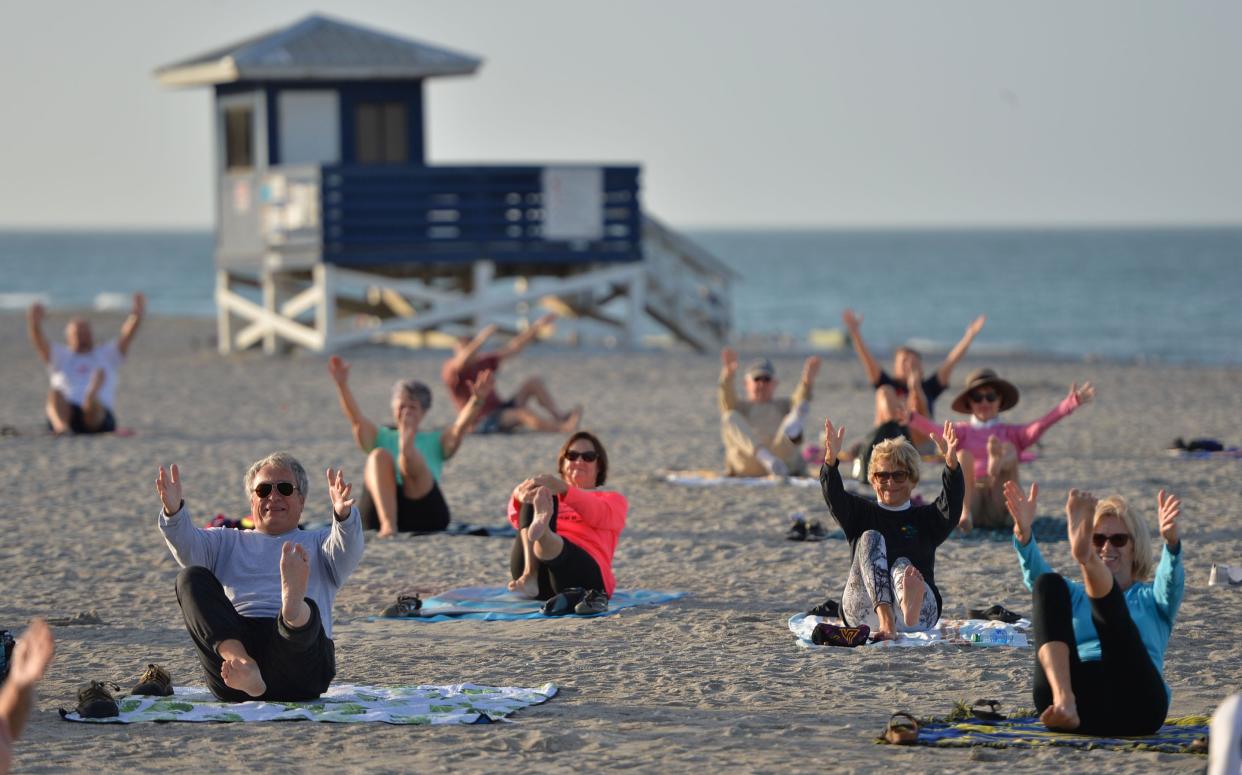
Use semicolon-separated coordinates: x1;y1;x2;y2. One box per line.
874;603;898;641
899;565;926;628
558;406;582;433
507;573;540;599
218;640;266;698
1066;488;1099;565
280;542;311;628
1040;697;1081;731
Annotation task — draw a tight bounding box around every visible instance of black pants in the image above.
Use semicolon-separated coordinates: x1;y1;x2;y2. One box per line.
859;420;910;481
357;479;451;532
1032;573;1169;736
509;498;606;601
175;566;336;702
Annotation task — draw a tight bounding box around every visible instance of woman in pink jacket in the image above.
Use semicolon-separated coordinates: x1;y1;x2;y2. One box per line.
507;431;628;614
908;368;1094;530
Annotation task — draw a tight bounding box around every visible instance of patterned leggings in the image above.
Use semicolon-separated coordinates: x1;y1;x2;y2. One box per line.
841;530;939;631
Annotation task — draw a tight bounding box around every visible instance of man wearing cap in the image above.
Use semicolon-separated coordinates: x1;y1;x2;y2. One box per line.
26;293;145;434
908;367;1095;530
719;347;821;477
327;355;493;536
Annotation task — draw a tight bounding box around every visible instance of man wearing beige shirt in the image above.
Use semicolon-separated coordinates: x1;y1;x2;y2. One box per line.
718;348;820;477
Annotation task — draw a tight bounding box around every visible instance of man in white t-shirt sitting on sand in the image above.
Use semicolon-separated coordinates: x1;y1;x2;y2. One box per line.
26;293;144;434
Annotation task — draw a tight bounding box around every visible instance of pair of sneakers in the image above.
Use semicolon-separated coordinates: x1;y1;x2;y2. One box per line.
540;588;609;616
73;664;174;719
786;515;828;542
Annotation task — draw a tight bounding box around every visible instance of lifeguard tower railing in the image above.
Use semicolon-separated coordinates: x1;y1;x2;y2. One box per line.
215;163;732;353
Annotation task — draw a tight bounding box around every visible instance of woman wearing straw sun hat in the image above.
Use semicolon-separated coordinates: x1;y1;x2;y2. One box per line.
906;367;1095;530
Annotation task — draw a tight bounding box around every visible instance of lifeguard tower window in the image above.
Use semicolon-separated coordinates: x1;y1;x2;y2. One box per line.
355;102;408;164
224;106;254;170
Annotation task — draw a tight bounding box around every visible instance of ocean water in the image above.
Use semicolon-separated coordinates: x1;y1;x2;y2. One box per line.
1;228;1239;364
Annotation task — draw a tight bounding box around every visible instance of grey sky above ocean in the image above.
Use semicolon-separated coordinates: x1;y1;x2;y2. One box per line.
1;1;1239;229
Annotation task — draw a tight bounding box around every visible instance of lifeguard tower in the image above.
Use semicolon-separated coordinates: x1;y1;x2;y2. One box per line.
155;14;732;353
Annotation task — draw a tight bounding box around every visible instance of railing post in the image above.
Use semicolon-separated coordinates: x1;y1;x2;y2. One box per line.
216;270;233;355
472;259;494;329
261;269;278;354
316;263;335;351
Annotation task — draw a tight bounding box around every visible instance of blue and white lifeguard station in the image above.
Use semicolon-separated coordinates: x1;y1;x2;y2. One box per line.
155;14;732;353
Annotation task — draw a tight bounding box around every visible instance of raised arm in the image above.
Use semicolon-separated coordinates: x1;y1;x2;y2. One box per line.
496;312;557;360
327;355;378;451
1013;382;1094;449
935;314;986;387
818;417;868;536
791;355;820;406
842;309;883;386
116;292;146;357
717;347;740;412
320;468;364;586
445;324;498;372
155;464;218;568
441;369;493;459
930;421;964;536
26;302;50;364
1153;489;1185;619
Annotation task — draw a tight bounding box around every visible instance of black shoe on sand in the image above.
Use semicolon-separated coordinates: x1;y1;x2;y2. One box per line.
806;598;840;619
541;588;587;616
76;681;120;718
132;664;173;697
380;594;423;618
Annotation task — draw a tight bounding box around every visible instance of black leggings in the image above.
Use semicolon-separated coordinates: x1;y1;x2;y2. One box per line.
357;480;451;533
175;567;336;702
509;498;606;600
1032;573;1169;736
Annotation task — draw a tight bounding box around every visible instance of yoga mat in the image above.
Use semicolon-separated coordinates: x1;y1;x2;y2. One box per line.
789;613;1031;649
60;682;557;724
371;586;686;622
661;469;820;489
895;714;1209;754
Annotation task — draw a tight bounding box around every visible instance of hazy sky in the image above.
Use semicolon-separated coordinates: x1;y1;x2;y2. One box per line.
2;1;1239;229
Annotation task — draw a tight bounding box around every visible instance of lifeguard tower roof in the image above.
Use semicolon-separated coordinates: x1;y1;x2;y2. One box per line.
155;13;481;86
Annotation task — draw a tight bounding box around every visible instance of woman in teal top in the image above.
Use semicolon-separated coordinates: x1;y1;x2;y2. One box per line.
1005;481;1184;735
327;355;492;536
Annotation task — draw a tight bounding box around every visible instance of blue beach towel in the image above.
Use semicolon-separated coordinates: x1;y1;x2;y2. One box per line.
954;516;1066;543
60;682;557;725
371;586;685;622
898;714;1209;754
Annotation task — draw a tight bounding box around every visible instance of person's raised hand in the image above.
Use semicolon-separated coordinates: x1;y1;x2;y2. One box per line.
1157;489;1181;548
822;417;846;465
8;618;54;689
1070;381;1095;406
467;369;495;403
531;473;568;495
720;347;738;377
932;420;959;469
156;464;183;515
397;404;417;446
131;292;146;318
534;312;558;330
802;355;822;384
28;301;45;325
1004;480;1038;544
966;314;986;338
841;309;861;331
326;468;355;520
327;355;350;386
513;478;538;504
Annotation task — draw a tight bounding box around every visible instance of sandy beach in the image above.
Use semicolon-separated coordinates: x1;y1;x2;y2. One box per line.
1;310;1239;774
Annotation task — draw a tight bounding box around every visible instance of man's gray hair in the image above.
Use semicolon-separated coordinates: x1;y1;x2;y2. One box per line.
244;451;309;500
391;379;432;411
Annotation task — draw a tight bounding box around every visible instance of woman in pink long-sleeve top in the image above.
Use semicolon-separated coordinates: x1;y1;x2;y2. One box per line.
908;368;1094;530
506;431;627;612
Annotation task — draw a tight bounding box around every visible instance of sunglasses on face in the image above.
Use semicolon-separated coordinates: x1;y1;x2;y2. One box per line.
970;391;999;403
253;481;298;498
750;375;772;383
564;450;599;463
1092;532;1131;548
871;470;910;484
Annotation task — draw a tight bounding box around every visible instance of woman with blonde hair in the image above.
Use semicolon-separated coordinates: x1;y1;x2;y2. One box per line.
815;417;963;641
1005;481;1184;735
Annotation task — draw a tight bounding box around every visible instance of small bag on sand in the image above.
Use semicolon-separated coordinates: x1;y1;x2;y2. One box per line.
0;629;15;683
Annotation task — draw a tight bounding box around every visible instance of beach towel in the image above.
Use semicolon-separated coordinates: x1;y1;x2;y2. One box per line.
60;682;557;725
661;469;819;489
789;613;1031;649
953;516;1066;543
895;714;1209;754
371;586;684;622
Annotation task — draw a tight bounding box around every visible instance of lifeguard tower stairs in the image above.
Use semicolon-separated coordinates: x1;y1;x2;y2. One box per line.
155;14;733;353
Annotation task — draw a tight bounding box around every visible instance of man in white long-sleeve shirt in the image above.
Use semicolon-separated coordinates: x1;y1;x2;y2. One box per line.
155;452;364;702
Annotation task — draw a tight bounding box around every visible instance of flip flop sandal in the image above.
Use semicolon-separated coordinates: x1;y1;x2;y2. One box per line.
884;712;920;745
811;622;869;647
967;605;1023;624
970;699;1006;721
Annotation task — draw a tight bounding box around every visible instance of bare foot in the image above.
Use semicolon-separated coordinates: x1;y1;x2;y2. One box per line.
958;509;973;532
899;565;926;628
528;488;553;542
558;406;582;433
377;528;396;539
1040;698;1081;731
508;573;541;599
986;435;1004;478
279;542;311;628
220;655;266;698
85;368;106;404
874;603;898;640
1065;489;1099;564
